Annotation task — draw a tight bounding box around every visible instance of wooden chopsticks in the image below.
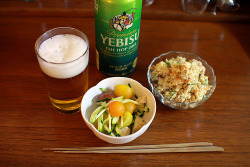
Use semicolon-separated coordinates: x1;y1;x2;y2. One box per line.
43;142;224;154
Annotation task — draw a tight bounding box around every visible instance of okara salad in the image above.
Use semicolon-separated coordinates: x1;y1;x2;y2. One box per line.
150;56;212;103
90;84;149;137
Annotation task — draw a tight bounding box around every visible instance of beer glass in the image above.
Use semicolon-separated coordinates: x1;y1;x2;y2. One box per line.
35;27;89;114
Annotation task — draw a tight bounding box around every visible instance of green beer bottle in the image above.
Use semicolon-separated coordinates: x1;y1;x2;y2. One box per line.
95;0;142;77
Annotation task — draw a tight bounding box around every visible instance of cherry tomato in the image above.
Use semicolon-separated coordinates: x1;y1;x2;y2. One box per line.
123;112;133;127
99;92;115;102
114;85;133;99
108;101;125;117
124;102;136;114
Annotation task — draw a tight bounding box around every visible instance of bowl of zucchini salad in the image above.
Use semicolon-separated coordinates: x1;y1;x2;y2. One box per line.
81;77;156;144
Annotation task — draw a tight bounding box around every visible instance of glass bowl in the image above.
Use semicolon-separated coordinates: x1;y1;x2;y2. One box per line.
147;51;216;109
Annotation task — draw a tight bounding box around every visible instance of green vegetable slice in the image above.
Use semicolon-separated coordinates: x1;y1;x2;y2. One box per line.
169;92;176;100
96;97;108;102
95;108;106;121
106;96;124;106
122;99;138;104
119;115;124;128
90;106;104;123
128;83;138;99
165;61;171;67
108;113;112;132
100;88;107;93
112;117;119;125
98;113;103;132
115;126;120;137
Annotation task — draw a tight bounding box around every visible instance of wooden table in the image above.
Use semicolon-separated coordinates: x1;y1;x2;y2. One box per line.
0;0;249;166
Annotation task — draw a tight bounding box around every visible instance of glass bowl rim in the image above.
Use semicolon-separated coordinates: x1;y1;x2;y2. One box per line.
147;51;216;108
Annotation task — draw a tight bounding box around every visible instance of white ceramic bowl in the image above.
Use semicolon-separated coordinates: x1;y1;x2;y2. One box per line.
81;77;156;144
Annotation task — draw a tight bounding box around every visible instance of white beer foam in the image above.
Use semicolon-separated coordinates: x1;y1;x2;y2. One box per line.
38;34;88;79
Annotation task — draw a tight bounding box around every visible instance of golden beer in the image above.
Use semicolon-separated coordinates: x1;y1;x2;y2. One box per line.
35;27;89;114
43;68;88;113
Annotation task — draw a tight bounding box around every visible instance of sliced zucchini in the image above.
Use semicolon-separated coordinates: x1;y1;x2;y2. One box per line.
97;113;103;132
94;108;106;122
115;126;120;137
106;96;124;105
128;83;138;99
108;113;112;132
100;88;107;93
120;115;123;128
103;124;111;134
112;117;119;125
90;106;104;123
122;99;138;104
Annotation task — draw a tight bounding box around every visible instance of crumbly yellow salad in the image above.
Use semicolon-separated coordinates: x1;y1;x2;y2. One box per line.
150;56;212;103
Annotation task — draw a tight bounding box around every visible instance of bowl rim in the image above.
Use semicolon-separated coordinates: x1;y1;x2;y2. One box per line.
147;51;216;107
80;77;156;141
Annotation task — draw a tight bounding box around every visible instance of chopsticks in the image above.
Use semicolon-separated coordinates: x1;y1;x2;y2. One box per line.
43;142;224;154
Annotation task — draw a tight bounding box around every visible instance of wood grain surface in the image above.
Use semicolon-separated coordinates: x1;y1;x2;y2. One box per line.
0;0;249;166
1;0;250;22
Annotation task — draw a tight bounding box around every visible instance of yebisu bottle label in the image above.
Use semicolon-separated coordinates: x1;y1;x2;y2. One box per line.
95;0;142;77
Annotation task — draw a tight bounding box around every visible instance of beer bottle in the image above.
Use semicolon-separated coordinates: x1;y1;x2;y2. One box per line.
95;0;142;77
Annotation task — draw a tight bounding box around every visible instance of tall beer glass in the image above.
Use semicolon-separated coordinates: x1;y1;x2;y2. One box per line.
35;27;89;114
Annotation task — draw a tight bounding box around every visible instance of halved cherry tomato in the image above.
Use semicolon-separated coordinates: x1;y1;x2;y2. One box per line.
114;85;133;99
108;101;125;117
124;102;136;114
